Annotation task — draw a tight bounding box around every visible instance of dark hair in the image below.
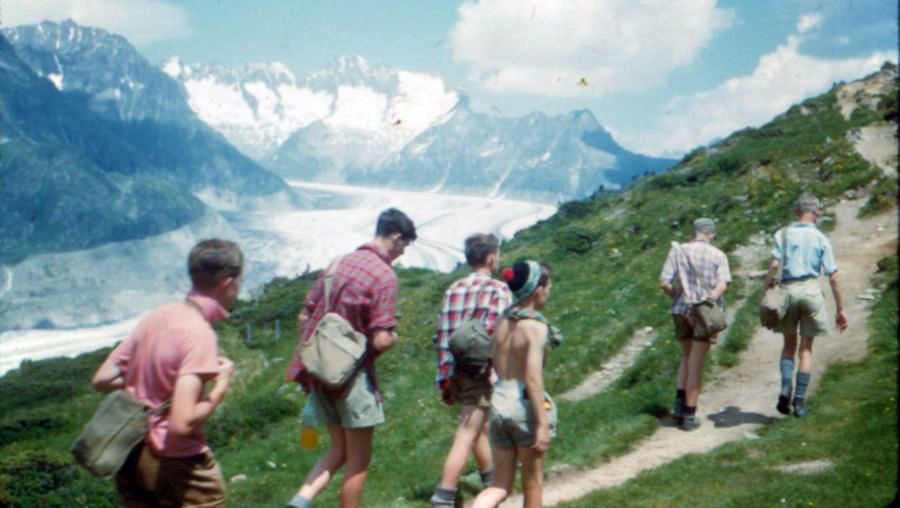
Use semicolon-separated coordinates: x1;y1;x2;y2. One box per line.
503;261;552;292
464;233;500;267
375;208;417;241
188;239;243;291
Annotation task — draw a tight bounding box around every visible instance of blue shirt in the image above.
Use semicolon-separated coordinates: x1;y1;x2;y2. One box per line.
771;222;837;281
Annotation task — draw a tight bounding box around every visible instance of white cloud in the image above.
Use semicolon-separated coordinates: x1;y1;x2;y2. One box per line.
617;34;894;156
449;0;734;97
2;0;191;43
796;12;823;34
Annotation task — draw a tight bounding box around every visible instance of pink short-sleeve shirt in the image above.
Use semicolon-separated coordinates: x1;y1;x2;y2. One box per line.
107;292;226;458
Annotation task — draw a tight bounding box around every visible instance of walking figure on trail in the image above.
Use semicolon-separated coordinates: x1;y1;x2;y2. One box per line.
763;194;847;418
431;233;511;507
284;208;416;508
659;218;731;431
472;261;562;508
91;239;243;507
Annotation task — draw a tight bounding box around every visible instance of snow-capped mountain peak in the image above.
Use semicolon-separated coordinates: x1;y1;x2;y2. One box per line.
167;55;460;161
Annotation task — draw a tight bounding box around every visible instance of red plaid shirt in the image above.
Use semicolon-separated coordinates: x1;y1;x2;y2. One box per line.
285;243;398;383
433;272;511;388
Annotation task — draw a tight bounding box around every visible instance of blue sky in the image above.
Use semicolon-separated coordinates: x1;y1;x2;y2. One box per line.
4;0;897;156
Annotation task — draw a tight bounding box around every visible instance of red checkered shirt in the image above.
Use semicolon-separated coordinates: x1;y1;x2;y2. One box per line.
433;272;511;388
285;243;398;383
659;239;732;317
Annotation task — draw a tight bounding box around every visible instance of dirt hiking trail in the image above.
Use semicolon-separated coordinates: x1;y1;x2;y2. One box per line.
496;198;896;507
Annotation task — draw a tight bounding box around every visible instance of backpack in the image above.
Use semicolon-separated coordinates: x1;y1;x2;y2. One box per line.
300;256;368;389
448;318;493;378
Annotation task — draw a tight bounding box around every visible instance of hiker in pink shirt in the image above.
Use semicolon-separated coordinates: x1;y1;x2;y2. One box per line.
91;239;243;507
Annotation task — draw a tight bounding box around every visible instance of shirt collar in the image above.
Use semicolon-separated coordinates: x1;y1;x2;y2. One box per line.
358;243;391;265
186;291;229;323
791;221;817;228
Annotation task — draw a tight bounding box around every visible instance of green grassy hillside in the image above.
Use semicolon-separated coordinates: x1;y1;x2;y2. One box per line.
0;64;896;507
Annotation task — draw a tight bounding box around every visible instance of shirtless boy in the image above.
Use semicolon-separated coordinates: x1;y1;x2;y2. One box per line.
472;260;562;508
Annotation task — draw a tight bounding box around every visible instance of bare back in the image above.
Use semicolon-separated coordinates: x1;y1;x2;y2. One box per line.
492;317;547;381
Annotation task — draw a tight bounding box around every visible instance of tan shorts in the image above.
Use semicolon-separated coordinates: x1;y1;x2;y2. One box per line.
309;369;385;428
115;442;226;508
488;380;557;449
776;278;829;337
672;314;718;343
450;372;492;409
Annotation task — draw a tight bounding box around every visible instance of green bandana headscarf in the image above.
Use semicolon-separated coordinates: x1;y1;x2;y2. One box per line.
513;260;542;302
504;305;564;349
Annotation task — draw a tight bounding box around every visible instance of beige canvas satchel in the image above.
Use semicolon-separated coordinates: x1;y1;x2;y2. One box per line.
71;390;170;478
760;229;789;330
300;256;368;389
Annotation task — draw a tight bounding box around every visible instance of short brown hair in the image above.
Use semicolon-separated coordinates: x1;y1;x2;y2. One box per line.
188;239;243;291
464;233;500;267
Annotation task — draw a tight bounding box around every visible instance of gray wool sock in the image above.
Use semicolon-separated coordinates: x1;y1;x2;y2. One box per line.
286;494;312;508
780;357;795;397
430;486;457;506
794;371;811;400
480;468;494;488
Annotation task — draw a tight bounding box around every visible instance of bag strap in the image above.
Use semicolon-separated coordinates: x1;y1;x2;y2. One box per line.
323;255;346;313
776;228;788;283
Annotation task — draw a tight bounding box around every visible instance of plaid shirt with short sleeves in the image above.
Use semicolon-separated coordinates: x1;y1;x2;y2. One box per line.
285;243;398;383
433;272;511;388
659;239;732;317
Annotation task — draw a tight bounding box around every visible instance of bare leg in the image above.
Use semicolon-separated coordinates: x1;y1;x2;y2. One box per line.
438;405;490;488
519;446;545;508
797;336;814;373
781;333;798;360
471;447;516;508
340;427;374;508
684;340;711;407
473;421;492;473
298;424;347;500
677;339;692;390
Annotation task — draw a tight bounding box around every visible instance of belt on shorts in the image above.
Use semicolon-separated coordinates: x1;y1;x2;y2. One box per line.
782;275;817;284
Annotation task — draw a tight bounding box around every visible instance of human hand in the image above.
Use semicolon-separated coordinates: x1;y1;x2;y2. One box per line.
440;379;454;406
217;356;234;380
297;311;310;332
531;423;551;453
835;310;848;333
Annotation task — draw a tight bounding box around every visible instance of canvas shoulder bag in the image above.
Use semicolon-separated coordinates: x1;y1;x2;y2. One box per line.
674;242;728;339
448;318;493;378
71;390;170;478
300;256;368;389
760;229;790;329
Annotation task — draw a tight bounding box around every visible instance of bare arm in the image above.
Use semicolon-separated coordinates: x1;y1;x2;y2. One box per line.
91;358;125;392
829;272;848;332
708;279;728;301
523;323;550;453
168;357;233;437
763;259;780;289
371;329;398;353
660;282;675;298
296;309;310;340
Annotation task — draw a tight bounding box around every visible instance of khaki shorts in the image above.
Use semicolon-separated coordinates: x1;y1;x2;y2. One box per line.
672;314;718;343
116;442;226;508
450;371;491;409
488;380;557;449
309;369;385;428
776;278;829;337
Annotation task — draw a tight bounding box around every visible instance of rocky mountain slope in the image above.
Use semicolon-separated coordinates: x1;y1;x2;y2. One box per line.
2;20;288;205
